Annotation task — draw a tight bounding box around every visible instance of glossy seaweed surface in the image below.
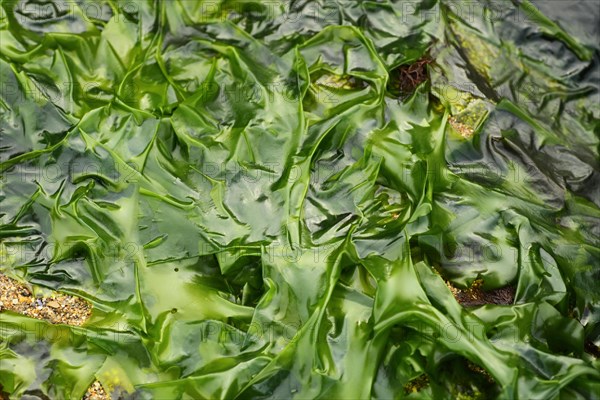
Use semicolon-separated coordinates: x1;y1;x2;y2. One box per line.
1;1;599;399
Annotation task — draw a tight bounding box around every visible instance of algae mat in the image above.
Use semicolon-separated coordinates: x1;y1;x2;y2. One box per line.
1;0;599;398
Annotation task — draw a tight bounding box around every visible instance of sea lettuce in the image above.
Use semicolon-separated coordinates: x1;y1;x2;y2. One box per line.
1;0;599;398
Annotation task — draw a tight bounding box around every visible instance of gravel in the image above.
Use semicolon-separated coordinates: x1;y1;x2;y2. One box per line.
446;279;515;306
0;273;91;325
0;273;110;399
83;380;110;400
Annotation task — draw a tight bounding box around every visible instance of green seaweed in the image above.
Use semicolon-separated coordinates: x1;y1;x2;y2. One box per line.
1;0;599;399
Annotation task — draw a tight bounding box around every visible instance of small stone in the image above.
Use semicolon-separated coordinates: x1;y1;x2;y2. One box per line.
47;301;60;308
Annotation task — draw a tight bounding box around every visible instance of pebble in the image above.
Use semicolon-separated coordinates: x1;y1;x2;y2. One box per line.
47;301;60;308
